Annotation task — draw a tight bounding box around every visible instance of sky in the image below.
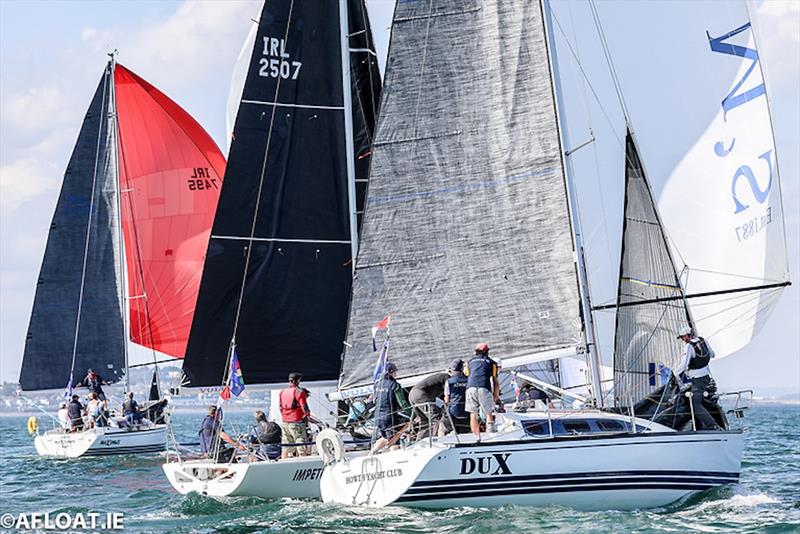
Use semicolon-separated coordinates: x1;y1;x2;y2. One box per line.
0;1;797;396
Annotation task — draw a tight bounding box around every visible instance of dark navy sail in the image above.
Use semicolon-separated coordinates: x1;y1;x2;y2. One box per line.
183;0;381;386
612;131;693;405
20;65;125;391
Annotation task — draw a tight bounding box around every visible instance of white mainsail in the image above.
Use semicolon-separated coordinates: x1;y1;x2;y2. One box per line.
658;15;789;360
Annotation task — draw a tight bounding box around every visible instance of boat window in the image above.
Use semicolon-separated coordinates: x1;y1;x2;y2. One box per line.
597;419;626;432
562;420;591;434
521;420;552;436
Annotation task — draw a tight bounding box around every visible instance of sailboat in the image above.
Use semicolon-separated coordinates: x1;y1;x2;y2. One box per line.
21;58;225;458
161;0;382;498
319;0;789;509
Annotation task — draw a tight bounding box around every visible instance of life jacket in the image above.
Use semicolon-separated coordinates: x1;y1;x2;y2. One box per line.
688;337;712;370
466;354;494;390
279;386;308;423
375;375;400;419
446;374;468;419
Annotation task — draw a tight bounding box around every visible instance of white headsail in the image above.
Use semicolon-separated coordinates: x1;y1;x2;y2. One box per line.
658;12;789;360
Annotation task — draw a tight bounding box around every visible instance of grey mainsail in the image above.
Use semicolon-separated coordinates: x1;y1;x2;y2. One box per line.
338;0;583;390
612;131;692;406
20;64;125;391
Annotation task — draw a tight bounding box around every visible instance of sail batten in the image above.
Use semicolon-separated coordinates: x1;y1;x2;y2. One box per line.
338;0;584;390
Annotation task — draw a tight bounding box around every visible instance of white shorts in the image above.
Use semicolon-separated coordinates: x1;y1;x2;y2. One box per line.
465;387;494;415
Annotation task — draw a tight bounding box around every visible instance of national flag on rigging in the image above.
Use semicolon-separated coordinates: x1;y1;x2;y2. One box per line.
229;349;245;397
372;338;390;384
371;315;390;352
63;377;73;399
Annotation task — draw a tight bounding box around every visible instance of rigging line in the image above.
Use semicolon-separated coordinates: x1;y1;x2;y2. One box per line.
227;0;297;384
565;1;613;273
551;6;683;281
549;9;624;150
588;0;631;124
67;64;111;387
705;289;781;340
410;0;436;139
691;287;777;325
685;266;788;284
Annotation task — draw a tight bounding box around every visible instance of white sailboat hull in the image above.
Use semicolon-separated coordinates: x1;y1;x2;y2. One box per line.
162;456;327;499
321;430;744;510
34;425;167;458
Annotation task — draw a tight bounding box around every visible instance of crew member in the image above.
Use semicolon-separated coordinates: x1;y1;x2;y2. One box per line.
279;373;315;459
57;402;70;430
249;410;282;460
464;342;500;441
198;405;239;462
440;359;470;435
67;394;84;432
372;362;411;453
123;392;144;427
675;326;720;430
75;369;109;401
408;370;448;438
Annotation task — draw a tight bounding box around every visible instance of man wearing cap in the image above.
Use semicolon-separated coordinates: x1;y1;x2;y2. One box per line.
279;372;313;458
464;343;500;440
372;362;411;453
675;326;719;430
440;359;470;435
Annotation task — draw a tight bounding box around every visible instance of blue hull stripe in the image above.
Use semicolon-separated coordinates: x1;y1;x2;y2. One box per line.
84;444;165;456
412;469;739;489
397;482;727;503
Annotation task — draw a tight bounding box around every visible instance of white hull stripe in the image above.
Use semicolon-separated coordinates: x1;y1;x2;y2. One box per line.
241;99;344;111
211;235;351;245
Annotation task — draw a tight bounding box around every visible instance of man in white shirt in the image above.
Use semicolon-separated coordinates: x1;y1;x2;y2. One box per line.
57;402;71;430
674;326;719;430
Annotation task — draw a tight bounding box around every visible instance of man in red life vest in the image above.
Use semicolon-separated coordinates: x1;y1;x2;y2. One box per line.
279;372;314;458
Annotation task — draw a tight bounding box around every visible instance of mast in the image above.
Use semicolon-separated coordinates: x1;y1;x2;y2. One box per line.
339;0;359;272
541;0;604;407
108;54;131;394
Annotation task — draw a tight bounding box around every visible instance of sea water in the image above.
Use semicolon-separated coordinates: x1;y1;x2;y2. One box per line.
0;404;797;533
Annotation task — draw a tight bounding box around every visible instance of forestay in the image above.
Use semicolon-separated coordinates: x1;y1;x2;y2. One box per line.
658;12;789;359
612;132;691;406
20;66;125;391
338;0;583;390
183;0;381;386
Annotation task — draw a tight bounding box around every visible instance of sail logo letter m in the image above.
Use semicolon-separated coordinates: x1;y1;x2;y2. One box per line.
707;22;765;120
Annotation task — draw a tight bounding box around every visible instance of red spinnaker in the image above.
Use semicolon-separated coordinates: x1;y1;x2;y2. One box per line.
114;64;225;358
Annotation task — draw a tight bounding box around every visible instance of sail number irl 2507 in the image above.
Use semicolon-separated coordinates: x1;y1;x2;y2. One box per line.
187;167;218;191
259;37;302;80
